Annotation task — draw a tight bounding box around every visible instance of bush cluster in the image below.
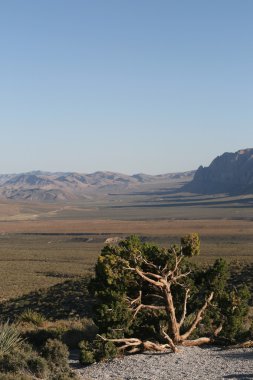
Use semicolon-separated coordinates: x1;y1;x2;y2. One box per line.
0;332;76;379
0;313;96;377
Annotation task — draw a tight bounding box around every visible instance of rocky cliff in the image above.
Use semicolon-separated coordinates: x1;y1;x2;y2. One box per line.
184;149;253;194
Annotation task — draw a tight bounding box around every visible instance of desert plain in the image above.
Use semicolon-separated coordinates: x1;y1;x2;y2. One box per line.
0;183;253;299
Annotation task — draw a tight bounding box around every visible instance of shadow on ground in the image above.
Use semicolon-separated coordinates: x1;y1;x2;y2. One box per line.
0;277;94;321
222;351;253;361
224;375;253;379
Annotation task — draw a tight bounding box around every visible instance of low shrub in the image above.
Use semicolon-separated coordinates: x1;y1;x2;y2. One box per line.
42;339;69;367
26;355;49;378
0;349;27;373
42;339;77;379
0;339;77;380
0;321;23;355
0;346;48;378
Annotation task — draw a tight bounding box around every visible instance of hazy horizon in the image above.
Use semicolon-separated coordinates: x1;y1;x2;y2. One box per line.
0;146;252;176
0;167;196;176
1;1;253;174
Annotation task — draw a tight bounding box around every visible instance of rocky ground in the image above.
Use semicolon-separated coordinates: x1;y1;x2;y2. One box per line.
71;346;253;380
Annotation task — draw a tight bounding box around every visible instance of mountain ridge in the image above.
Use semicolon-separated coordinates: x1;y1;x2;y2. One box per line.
184;148;253;194
0;170;195;202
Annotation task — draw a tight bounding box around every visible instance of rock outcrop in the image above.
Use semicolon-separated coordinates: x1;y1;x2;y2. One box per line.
184;148;253;194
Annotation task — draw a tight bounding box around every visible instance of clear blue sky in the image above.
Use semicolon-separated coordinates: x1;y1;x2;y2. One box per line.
0;0;252;174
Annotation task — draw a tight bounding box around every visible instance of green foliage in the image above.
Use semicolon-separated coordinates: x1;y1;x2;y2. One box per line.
79;341;96;365
94;292;133;336
18;309;46;327
204;258;229;294
0;321;23;355
181;233;200;257
79;337;118;365
196;259;250;342
219;284;250;341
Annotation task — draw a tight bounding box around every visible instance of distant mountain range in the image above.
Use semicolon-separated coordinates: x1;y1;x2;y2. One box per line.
184;148;253;194
1;148;252;202
0;170;195;202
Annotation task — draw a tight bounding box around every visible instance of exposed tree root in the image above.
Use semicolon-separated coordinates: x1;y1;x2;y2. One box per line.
181;337;212;346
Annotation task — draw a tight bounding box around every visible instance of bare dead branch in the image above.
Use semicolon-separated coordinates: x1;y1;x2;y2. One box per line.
171;248;184;274
161;261;169;275
132;304;166;319
161;329;179;353
181;292;214;340
135;267;164;287
214;323;223;337
97;335;142;345
225;340;253;350
118;343;140;351
98;335;173;354
143;272;163;280
179;288;190;328
128;347;141;353
174;270;192;281
146;293;164;301
142;341;170;352
130;291;142;306
141;256;159;271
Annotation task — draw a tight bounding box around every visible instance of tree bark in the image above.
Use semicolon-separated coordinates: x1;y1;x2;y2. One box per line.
163;286;181;343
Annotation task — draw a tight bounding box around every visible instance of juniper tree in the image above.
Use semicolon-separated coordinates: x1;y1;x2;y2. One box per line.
88;235;250;357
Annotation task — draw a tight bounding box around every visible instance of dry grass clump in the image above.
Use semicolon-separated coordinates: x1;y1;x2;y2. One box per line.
18;309;46;327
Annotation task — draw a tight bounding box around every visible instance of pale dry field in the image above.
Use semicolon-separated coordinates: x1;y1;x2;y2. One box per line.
0;218;253;236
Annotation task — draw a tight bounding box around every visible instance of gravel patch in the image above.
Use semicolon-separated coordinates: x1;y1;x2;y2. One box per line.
72;346;253;380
